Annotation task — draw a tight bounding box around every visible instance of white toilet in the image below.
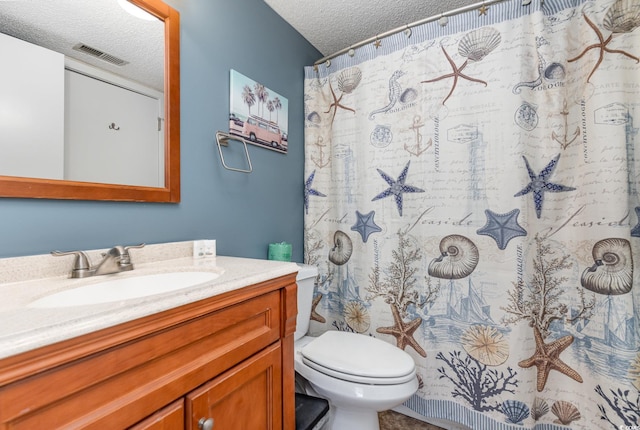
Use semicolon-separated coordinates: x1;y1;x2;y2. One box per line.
294;264;419;430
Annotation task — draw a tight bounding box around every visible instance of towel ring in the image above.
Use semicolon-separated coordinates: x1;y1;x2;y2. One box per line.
215;131;253;173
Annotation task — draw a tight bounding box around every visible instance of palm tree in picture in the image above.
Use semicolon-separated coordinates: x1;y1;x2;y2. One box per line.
254;83;269;118
272;97;282;124
267;100;275;122
242;85;256;116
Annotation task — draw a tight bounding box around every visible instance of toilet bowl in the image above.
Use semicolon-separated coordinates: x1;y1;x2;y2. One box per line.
294;264;419;430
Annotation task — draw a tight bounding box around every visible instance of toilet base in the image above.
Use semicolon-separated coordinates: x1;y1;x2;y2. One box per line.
330;405;380;430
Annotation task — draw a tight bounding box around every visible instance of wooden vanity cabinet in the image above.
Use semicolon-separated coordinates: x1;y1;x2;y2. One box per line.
0;274;298;430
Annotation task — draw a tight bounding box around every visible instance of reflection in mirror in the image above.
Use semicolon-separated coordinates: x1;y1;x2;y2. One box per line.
0;0;180;202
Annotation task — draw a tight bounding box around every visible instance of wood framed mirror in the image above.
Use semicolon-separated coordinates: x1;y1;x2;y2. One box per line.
0;0;180;202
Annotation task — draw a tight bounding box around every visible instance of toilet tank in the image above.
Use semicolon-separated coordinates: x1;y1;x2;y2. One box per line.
295;263;319;341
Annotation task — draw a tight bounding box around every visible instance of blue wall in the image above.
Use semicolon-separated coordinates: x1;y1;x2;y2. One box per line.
0;0;320;261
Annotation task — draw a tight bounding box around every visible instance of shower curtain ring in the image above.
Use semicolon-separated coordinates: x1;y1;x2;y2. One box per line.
438;13;449;26
404;25;412;38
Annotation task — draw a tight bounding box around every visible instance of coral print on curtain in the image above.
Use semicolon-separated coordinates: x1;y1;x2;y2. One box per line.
303;0;640;429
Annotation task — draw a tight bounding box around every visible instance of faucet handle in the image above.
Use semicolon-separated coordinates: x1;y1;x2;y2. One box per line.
102;244;145;257
117;243;145;265
123;243;145;253
51;250;92;277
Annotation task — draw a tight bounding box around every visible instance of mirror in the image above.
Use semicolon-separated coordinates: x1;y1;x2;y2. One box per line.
0;0;180;202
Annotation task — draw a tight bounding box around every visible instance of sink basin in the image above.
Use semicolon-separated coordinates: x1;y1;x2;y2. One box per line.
29;271;219;308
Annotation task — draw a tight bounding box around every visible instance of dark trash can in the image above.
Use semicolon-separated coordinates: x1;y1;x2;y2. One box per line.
295;393;329;430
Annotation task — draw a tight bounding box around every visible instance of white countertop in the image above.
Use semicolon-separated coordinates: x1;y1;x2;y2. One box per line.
0;242;298;360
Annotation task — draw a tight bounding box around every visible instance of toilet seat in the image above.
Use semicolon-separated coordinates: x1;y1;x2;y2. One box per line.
301;356;416;385
300;331;416;385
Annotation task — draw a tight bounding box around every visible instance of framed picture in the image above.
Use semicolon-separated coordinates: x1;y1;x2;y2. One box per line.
229;69;289;154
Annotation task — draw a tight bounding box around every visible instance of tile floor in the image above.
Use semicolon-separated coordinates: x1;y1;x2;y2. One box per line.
378;410;445;430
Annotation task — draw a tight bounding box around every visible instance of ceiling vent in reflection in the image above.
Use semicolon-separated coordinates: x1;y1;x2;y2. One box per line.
72;43;129;66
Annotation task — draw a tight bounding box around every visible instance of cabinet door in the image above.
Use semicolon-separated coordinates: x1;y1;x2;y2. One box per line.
129;400;184;430
187;343;282;430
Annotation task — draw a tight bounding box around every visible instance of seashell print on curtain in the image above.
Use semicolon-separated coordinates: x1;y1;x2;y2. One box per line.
303;0;640;429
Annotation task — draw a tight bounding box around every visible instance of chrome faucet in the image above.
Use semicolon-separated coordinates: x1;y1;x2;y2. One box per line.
52;244;145;278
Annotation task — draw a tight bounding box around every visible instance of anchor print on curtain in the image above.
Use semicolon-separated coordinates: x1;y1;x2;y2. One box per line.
303;0;640;428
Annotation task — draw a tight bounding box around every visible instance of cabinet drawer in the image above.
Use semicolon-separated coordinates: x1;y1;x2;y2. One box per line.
0;290;282;429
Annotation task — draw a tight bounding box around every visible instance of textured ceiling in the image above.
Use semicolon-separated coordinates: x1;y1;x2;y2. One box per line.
1;1;482;90
0;0;164;92
264;0;479;57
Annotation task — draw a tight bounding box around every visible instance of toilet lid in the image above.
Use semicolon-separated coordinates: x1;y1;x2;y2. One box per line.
301;331;416;384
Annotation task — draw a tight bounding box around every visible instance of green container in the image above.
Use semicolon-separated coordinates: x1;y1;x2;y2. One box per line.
268;242;292;262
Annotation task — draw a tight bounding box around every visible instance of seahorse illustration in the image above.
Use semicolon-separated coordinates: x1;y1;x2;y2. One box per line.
369;70;405;120
513;51;565;94
513;52;545;94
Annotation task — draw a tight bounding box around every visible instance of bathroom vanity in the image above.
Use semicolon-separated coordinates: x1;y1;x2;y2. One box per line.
0;242;299;429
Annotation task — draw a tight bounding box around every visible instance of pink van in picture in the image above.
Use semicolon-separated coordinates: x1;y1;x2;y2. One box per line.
242;115;283;149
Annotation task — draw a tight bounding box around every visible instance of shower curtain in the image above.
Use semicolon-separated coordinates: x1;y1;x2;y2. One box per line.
303;0;639;428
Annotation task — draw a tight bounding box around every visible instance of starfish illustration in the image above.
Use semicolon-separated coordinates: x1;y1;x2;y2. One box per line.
371;161;424;216
568;13;640;83
632;207;640;237
351;210;382;243
421;45;488;105
304;170;326;214
325;81;355;125
376;304;426;357
514;154;576;219
518;326;583;392
476;208;527;250
310;294;326;323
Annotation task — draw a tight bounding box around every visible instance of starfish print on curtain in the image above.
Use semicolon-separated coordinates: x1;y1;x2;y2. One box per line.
324;68;361;127
371;161;424;216
632;207;640;237
311;294;326;323
351;210;383;243
325;81;355;124
568;5;640;83
518;326;583;392
476;208;527;250
304;170;326;214
513;154;576;219
377;303;427;357
421;27;501;105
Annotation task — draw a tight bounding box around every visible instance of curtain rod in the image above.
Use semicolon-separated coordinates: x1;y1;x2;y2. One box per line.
314;0;511;66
